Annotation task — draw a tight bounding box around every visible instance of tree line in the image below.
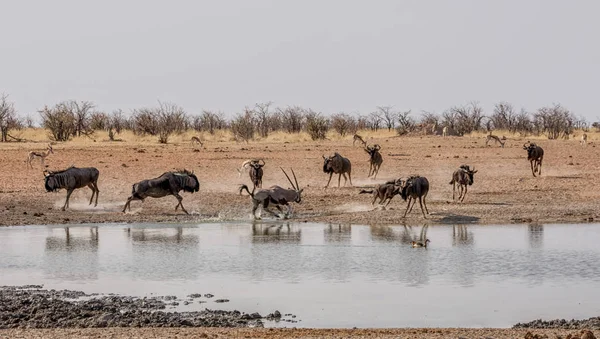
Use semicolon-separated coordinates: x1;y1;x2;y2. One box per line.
0;94;595;143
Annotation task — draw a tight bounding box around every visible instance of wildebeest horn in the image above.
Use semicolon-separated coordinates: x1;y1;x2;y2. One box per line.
259;159;265;166
280;167;296;190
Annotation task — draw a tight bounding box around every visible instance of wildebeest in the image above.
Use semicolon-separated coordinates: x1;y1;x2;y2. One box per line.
249;159;265;189
359;182;399;207
523;142;544;177
323;152;352;188
449;164;478;202
399;175;430;218
365;144;383;179
122;169;200;214
239;168;302;220
44;166;100;211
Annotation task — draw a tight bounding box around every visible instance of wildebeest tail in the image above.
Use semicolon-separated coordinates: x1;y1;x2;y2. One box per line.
359;189;374;194
239;184;254;197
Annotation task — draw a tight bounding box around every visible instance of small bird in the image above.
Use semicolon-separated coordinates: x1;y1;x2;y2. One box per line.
412;239;431;248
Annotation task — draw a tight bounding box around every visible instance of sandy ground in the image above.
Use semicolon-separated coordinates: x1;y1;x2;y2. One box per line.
1;134;599;227
1;328;597;338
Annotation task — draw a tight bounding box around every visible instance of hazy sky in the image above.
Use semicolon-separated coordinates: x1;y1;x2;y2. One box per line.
2;0;599;120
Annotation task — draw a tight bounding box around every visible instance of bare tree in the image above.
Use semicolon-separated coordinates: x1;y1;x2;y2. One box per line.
304;110;329;140
90;111;109;131
252;102;273;138
131;101;187;143
0;94;20;142
396;110;415;135
278;106;304;133
231;109;255;143
367;112;382;131
377;106;396;131
533;103;575;140
71;101;95;137
39;102;77;142
490;102;516;131
449;101;485;135
331;113;357;137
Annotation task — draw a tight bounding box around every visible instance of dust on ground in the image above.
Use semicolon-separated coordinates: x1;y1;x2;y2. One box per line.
1;134;599;226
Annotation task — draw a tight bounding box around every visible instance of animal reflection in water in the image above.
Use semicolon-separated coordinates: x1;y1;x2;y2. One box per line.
125;227;198;245
452;225;474;247
45;227;99;251
411;225;430;248
251;224;301;243
528;224;544;248
324;224;352;243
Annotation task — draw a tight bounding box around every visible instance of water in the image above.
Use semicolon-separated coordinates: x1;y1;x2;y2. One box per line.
1;222;599;328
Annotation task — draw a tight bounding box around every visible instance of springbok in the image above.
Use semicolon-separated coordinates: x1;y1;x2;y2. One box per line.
581;133;588;146
442;126;448;138
27;144;53;169
191;136;203;147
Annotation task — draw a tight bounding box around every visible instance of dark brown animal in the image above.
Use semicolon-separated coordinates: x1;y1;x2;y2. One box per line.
323;153;352;188
359;182;399;207
523;142;544;177
449;165;478;202
249;159;265;189
399;175;430;218
365;144;383;179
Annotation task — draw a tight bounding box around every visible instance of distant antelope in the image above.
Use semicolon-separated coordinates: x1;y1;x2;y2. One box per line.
399;175;430;218
353;134;367;147
523;142;544;177
359;182;400;207
449;165;478;202
442;126;448;138
364;144;383;179
581;133;588;146
323;152;352;188
191;136;203;147
27;144;53;169
239;168;302;220
485;134;505;148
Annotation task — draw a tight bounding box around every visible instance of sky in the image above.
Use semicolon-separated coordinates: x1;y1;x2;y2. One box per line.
1;0;599;121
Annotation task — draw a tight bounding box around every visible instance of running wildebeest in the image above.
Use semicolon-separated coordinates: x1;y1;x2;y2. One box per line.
44;166;100;211
239;168;302;220
523;142;544;177
323;152;352;188
449;164;478;202
122;169;200;214
359;182;400;207
399;175;430;218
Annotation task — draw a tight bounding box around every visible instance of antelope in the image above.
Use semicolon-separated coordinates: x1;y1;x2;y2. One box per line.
44;166;100;211
239;168;303;220
27;144;53;169
122;169;200;214
485;134;505;148
191;136;203;147
249;159;265;189
353;134;367;147
442;126;448;138
365;144;383;179
523;142;544;177
449;165;478;202
323;152;353;188
581;133;588;146
399;175;430;218
359;182;400;207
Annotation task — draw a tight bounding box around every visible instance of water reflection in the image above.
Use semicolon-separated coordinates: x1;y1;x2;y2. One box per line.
452;225;474;247
369;225;414;244
251;223;302;243
127;227;200;281
44;227;99;281
528;224;544;248
323;224;351;243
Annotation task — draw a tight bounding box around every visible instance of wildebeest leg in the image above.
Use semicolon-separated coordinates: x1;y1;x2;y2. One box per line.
174;193;188;214
87;183;96;206
348;170;353;186
530;160;536;177
461;185;468;202
452;182;456;201
325;172;334;188
62;189;74;211
373;165;379;179
372;194;378;205
403;197;414;217
93;182;99;207
368;162;373;177
338;173;343;187
384;196;394;207
418;197;427;218
538;159;542;175
252;199;260;220
423;192;430;214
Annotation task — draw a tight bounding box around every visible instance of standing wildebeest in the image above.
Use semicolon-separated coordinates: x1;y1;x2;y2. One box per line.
365;144;383;179
239;168;303;220
359;182;399;207
399;175;430;218
249;159;265;189
523;142;544;177
449;164;478;202
323;152;352;188
44;166;100;211
122;169;199;214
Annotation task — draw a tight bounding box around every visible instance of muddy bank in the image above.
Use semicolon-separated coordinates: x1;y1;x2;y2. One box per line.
515;317;600;330
0;286;284;329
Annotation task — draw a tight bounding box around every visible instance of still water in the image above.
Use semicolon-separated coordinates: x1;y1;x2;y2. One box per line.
1;222;599;328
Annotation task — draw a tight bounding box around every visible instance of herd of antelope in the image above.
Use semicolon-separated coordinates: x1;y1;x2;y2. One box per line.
24;130;588;220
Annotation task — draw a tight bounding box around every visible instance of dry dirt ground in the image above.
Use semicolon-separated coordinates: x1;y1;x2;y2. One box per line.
1;134;598;227
1;328;598;339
